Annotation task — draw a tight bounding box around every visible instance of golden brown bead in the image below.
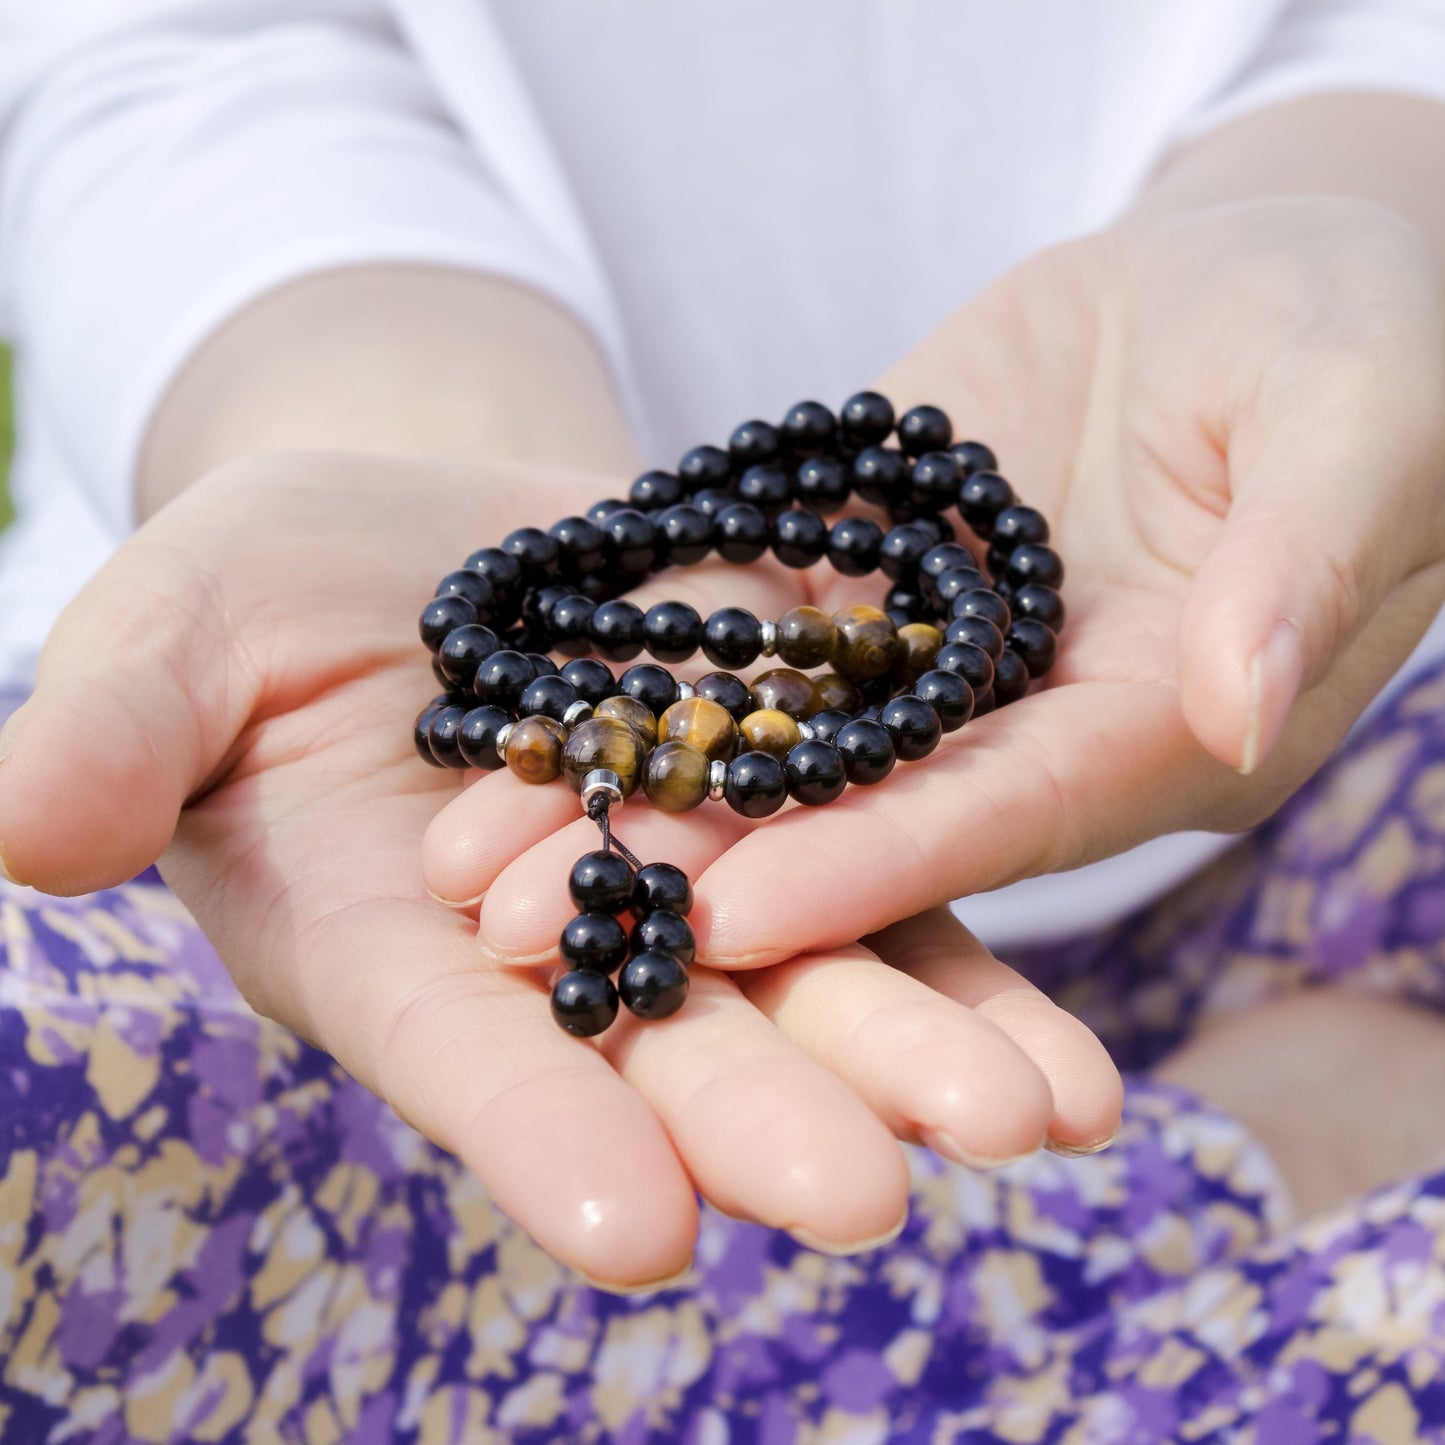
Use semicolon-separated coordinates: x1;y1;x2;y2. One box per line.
643;740;711;812
776;605;838;670
813;672;860;713
897;622;945;684
831;604;902;681
505;716;567;785
751;667;822;720
658;696;739;762
739;708;802;759
594;694;659;751
561;717;646;796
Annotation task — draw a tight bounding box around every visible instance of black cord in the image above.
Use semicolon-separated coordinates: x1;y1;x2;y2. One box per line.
586;793;644;872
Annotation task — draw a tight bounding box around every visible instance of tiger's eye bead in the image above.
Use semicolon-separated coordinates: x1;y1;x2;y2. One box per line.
783;739;847;806
739;708;803;759
619;949;690;1020
569;850;636;913
505;715;567;785
830;604;902;681
595;694;659;750
752;668;822;720
562;718;646;797
723;751;789;818
634;862;693;916
695;671;755;723
897;623;944;683
551;970;619;1037
643;742;711;813
813;673;860;713
658;697;740;762
774;606;837;669
631;910;697;966
879;695;943;761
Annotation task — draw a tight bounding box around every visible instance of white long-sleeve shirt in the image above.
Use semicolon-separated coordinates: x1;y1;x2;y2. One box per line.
3;0;1445;945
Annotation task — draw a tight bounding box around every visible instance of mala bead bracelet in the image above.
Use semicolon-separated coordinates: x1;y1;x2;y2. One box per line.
413;393;1064;1038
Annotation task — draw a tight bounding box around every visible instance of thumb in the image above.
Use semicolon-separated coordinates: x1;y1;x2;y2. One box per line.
0;533;254;893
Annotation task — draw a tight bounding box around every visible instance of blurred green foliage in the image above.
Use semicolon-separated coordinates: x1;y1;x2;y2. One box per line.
0;347;11;530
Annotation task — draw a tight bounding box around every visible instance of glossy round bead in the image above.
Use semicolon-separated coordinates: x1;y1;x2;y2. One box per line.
560;911;629;973
879;695;943;761
736;464;792;519
834;718;897;785
1011;583;1066;631
518;673;580;723
634;862;693;916
526;653;561;678
588;598;647;663
739;708;803;759
619;949;690;1020
714;502;771;564
465;545;524;598
723;751;789;818
779;399;837;457
420;594;477;652
658;697;740;762
643;741;711;813
547;515;605;577
826;515;884;577
594;694;659;750
987;506;1050;573
426;704;468;769
794;457;849;514
547;594;597;656
435;569;496;615
524;582;572;628
562;718;646;797
585;497;630;523
631;909;697;966
949;439;998;478
642;600;703;664
897;622;944;683
934;641;996;693
807;708;852;744
677;443;732;494
839;390;896;448
456;704;512;770
695;670;755;723
851;446;909;509
919;542;978;587
910;513;956;546
934;566;990;607
830;604;902;681
752;668;821;721
414;701;447;766
436;623;500;684
878;523;933;583
600;508;659;576
569;850;636;913
501;526;561;580
951;589;1012;633
812;673;860;714
770;507;829;568
504;715;566;784
654;504;713;568
914;669;974;732
992;647;1031;705
702;607;763;669
551;969;619;1037
783;739;847;806
1007;618;1058;678
909;451;962;512
616;663;679;717
944;613;1005;661
773;605;835;670
958;470;1016;538
474;650;535;710
897;404;953;458
1004;542;1065;591
728;418;782;471
691;487;736;519
629;469;683;511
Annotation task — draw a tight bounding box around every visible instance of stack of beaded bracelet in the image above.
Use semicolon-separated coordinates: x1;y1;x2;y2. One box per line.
414;393;1064;1037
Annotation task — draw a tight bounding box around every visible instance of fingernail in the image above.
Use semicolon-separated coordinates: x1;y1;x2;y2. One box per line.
426;884;488;909
787;1211;908;1257
0;842;20;887
1240;621;1305;776
1043;1129;1119;1158
575;1260;694;1296
918;1127;1041;1170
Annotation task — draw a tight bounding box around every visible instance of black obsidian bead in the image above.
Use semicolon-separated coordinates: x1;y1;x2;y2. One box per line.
808;708;853;745
771;507;829;568
430;656;452;690
914;669;974;732
560;911;629;973
949;440;999;478
782;739;847;806
677;443;733;494
414;702;446;766
501;526;561;580
523;582;573;628
884;586;926;621
714;502;771;564
633;862;693;917
839;390;896;448
617;662;679;716
695;671;755;723
691;487;736;519
548;594;598;657
851;446;910;509
1011;583;1066;630
1004;542;1065;591
944;614;1005;661
879;694;942;760
951;589;1012;633
897;404;953;458
879;524;934;583
586;497;632;523
619;949;690;1019
1007;618;1058;678
728;418;782;472
992;647;1032;705
436;623;500;684
435;570;496;617
642;601;703;664
780;399;837;457
702;607;763;669
420;594;477;652
795;457;850;514
736;464;792;518
559;657;617;706
654;504;713;567
919;543;979;587
519;673;581;723
457;704;512;769
526;653;561;678
474;650;535;710
631;909;697;966
569;850;636;914
909;514;956;546
834;718;895;785
826;516;884;577
547;516;605;579
909;451;962;513
935;642;996;694
427;704;470;768
934;567;991;607
465;545;524;598
601;508;659;576
987;506;1050;574
589;599;647;663
958;471;1016;538
551;969;619;1037
973;688;997;717
723;751;788;818
629;469;683;511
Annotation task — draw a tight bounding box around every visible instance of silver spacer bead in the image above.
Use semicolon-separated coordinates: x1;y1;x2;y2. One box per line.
708;758;728;802
580;768;624;813
796;720;816;741
675;680;696;701
759;619;779;657
563;700;594;727
496;721;516;758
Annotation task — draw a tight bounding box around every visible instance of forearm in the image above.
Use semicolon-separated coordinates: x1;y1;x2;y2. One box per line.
138;266;641;518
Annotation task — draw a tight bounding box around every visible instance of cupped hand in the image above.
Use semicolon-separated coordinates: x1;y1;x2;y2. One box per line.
0;452;1119;1289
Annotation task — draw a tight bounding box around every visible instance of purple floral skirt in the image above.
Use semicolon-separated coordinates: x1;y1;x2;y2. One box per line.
4;666;1445;1444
